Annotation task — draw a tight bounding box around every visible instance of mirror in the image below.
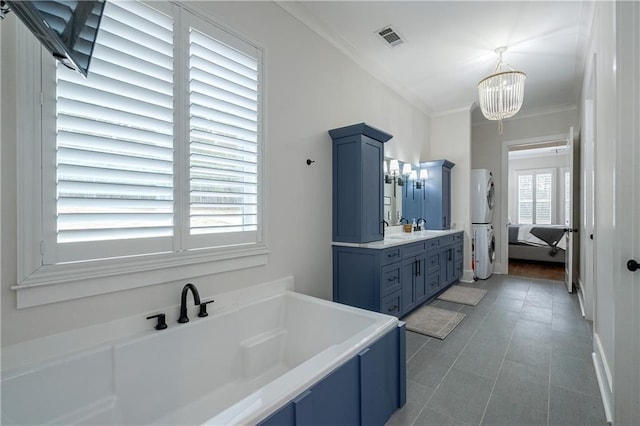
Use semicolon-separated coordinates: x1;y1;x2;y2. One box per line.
383;158;429;225
383;157;407;225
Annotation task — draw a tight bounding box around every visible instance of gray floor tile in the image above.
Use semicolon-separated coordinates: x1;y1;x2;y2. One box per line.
550;330;593;362
512;318;554;345
425;329;473;355
492;296;525;312
453;312;486;333
412;407;470;426
406;331;430;361
492;359;550;413
426;368;494;425
385;380;435;426
549;385;608;425
471;323;513;348
550;353;600;396
523;291;554;307
481;392;548;426
453;339;507;380
520;305;553;325
407;347;457;389
505;337;551;374
551;315;592;339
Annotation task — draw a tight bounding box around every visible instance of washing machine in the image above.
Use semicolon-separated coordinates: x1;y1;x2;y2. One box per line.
472;224;495;280
471;169;495;224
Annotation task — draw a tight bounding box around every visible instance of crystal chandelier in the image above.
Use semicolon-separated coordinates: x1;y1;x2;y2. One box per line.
477;46;526;133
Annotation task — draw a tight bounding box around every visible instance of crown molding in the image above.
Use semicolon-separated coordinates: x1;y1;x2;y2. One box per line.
472;103;578;127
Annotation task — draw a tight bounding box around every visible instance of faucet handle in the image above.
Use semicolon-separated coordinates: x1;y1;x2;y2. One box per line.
198;300;215;318
146;313;168;330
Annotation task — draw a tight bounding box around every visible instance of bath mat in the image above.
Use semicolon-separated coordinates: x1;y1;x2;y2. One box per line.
404;305;466;340
437;285;487;306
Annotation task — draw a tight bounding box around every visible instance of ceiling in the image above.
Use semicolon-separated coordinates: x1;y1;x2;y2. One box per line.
278;1;595;123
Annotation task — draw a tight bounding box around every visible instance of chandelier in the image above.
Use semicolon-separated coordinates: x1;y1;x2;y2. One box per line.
477;46;526;133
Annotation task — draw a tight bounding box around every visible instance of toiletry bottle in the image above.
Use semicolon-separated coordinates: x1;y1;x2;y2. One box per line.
412;219;416;231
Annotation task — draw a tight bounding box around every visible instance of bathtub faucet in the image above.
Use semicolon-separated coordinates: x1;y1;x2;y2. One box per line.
178;283;201;323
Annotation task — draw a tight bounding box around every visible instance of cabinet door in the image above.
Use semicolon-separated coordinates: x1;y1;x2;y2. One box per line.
361;137;384;242
441;166;451;229
401;258;417;315
414;254;428;304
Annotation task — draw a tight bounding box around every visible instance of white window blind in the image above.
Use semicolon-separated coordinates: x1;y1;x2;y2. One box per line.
516;170;555;225
188;28;259;238
564;170;571;225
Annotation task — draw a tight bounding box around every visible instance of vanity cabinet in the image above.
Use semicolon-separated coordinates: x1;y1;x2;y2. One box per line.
329;123;393;243
333;231;463;318
422;160;455;230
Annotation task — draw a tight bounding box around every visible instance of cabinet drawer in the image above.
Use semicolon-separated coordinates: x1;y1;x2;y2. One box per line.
381;264;402;296
438;234;456;247
381;291;402;317
427;253;440;269
453;232;463;243
402;242;425;258
427;271;440;291
381;247;401;266
426;238;440;250
454;245;463;259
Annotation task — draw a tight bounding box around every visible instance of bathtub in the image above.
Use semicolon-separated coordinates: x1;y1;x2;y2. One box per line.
1;284;405;425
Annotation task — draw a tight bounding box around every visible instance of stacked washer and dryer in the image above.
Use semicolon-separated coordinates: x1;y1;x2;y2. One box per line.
471;169;496;280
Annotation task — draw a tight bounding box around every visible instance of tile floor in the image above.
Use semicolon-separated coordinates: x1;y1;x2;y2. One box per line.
387;274;607;426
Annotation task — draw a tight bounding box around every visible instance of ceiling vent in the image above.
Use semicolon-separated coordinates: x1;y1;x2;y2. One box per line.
376;26;405;47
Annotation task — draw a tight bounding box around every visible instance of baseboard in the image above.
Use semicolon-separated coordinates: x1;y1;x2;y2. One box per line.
577;278;586;318
461;269;474;283
494;262;507;275
592;333;614;424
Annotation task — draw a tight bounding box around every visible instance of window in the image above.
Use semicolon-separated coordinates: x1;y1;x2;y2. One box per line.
16;1;266;307
516;169;555;224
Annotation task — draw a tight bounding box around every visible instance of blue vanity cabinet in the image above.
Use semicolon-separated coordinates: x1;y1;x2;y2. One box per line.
329;123;393;243
333;245;403;317
258;323;406;426
421;160;455;230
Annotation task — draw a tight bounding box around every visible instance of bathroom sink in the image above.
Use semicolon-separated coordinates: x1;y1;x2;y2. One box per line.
385;234;412;240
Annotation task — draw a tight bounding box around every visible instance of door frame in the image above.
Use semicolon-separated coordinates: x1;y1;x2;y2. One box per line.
499;133;570;275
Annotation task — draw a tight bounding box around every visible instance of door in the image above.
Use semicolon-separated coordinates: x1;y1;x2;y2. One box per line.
613;2;640;422
564;127;575;292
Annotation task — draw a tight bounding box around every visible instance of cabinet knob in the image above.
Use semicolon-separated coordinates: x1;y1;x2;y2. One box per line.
627;259;639;272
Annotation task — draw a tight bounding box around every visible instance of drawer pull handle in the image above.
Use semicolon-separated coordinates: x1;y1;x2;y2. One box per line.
388;305;399;312
388;252;399;258
388;276;398;282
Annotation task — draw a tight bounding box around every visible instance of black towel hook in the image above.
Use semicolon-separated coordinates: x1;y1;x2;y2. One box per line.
306;159;315;165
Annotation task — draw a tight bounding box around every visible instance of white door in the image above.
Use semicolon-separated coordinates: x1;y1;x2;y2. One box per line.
613;2;640;422
564;127;574;293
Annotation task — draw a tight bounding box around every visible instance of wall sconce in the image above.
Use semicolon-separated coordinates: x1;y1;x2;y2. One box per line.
383;160;391;184
419;169;429;199
410;170;419;199
388;159;403;197
402;163;412;197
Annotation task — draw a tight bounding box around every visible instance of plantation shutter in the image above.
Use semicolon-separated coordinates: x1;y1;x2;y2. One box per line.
186;15;261;247
518;174;533;224
535;172;553;224
54;1;174;261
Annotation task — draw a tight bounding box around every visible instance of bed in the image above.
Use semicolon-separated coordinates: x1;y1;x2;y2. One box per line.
508;224;566;264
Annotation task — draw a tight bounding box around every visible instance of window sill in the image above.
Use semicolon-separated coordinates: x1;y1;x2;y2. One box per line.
12;244;270;308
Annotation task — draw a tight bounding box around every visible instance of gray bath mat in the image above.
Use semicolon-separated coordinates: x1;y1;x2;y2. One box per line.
404;305;466;340
437;285;487;306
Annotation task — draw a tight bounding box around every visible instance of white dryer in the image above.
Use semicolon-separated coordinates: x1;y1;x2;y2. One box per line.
472;224;495;280
471;169;495;224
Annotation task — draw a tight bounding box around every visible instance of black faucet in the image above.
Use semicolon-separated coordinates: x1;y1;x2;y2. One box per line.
178;283;201;323
416;218;426;231
400;217;409;225
382;219;389;237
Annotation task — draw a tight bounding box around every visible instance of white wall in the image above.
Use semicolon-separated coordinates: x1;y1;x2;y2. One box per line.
0;1;429;347
471;108;579;273
430;108;472;281
508;152;569;225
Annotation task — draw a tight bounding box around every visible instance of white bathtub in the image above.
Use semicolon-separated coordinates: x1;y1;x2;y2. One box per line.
1;287;401;425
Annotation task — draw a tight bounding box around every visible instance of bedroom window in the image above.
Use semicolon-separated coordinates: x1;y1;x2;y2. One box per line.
15;1;266;307
516;169;555;224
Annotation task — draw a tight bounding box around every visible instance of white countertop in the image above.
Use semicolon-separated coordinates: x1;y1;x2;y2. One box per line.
332;228;463;249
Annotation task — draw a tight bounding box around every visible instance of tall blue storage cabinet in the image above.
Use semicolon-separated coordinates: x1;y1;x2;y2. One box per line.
329;123;392;243
422;160;455;230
